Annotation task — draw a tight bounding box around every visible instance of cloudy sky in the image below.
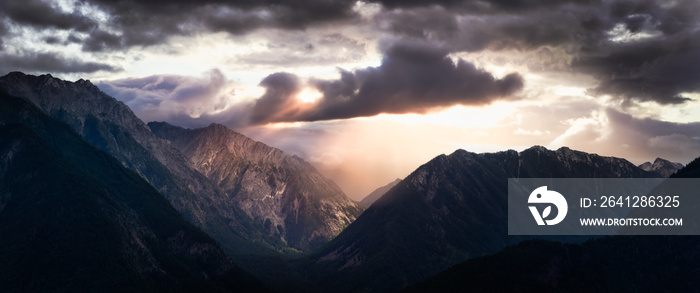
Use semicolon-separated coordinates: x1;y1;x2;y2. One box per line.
2;0;700;199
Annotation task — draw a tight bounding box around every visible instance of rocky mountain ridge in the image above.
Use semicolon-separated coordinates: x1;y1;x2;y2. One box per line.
306;145;659;292
404;156;700;293
149;122;364;252
638;157;684;177
0;72;357;256
0;72;219;221
0;90;266;292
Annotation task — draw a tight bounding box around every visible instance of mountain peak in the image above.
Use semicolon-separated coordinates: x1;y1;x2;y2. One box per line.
201;122;238;135
522;145;576;155
206;122;228;129
0;72;108;112
75;78;94;87
652;157;682;168
527;145;550;152
556;146;573;153
147;121;190;135
3;71;33;79
3;71;97;89
638;157;684;177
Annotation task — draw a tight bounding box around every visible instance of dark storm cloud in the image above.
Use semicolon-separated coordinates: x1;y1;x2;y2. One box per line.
73;0;358;51
0;0;358;53
201;0;357;31
250;72;303;124
377;0;700;105
0;20;7;49
0;0;96;31
375;1;633;53
378;6;581;52
576;39;700;104
0;51;121;74
250;43;523;124
235;33;367;69
43;36;61;45
67;34;83;44
369;0;600;10
82;30;124;52
573;0;700;104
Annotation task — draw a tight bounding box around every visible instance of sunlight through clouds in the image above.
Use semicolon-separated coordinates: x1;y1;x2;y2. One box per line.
1;0;700;198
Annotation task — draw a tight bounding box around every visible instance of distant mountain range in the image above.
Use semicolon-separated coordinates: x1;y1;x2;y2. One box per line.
638;157;683;177
360;178;401;207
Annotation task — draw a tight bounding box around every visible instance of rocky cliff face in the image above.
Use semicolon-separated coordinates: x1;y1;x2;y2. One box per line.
308;146;659;293
149;122;365;252
638;157;684;177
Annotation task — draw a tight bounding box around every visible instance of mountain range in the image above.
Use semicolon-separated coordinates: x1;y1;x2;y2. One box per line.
0;88;265;292
0;71;695;293
0;72;266;256
404;158;700;293
304;146;661;292
638;157;684;177
0;72;362;257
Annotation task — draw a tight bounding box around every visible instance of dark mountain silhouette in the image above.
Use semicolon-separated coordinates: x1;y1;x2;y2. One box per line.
404;157;700;293
305;146;658;292
0;72;278;256
0;89;266;292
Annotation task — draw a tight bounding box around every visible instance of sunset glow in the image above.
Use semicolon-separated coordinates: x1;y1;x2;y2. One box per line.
2;0;699;199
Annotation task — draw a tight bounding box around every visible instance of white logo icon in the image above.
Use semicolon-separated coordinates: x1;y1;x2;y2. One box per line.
528;186;567;225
